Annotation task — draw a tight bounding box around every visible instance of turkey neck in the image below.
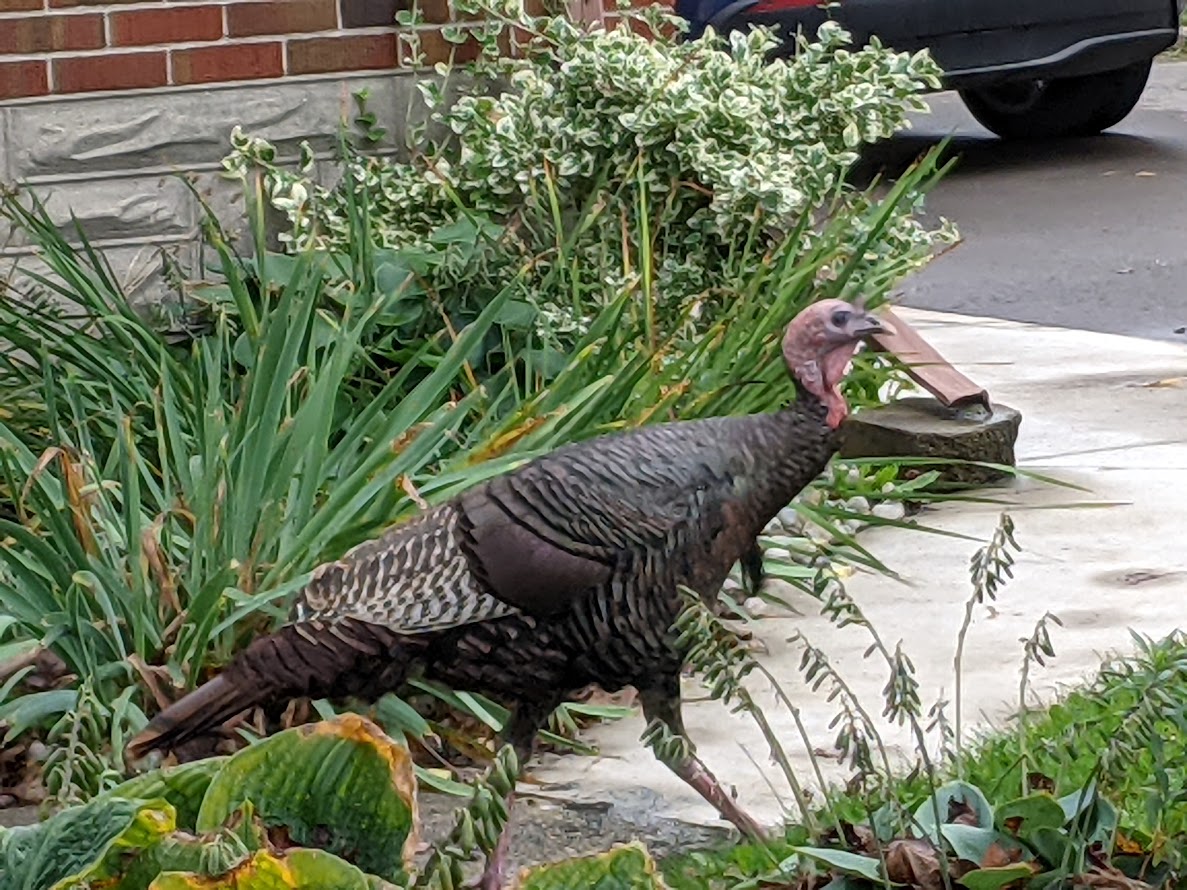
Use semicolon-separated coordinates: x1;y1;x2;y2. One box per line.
728;385;838;529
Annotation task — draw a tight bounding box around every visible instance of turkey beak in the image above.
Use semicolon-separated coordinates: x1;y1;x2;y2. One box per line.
851;313;892;339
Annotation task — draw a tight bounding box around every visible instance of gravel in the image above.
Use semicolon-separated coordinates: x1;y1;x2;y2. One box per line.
415;790;732;878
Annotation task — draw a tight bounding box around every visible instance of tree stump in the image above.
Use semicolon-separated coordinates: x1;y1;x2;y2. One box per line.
840;397;1022;486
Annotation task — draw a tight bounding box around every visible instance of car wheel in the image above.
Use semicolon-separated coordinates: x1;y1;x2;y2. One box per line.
958;59;1153;140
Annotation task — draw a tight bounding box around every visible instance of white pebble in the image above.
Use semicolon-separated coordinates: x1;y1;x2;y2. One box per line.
798;488;825;507
722;577;742;591
872;501;907;522
744;596;775;618
777;507;801;531
764;547;791;562
844;496;870;514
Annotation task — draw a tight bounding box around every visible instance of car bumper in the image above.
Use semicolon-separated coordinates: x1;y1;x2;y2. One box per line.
934;27;1179;88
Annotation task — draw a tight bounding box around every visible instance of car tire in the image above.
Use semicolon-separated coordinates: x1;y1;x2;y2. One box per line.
958;59;1153;140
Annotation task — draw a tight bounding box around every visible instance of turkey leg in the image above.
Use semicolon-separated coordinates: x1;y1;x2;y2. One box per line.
477;698;560;890
639;681;768;841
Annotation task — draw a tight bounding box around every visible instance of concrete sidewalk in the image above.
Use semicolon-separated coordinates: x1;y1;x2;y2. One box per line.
528;308;1187;830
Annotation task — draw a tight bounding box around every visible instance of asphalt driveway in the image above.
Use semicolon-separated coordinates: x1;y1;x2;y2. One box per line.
875;61;1187;342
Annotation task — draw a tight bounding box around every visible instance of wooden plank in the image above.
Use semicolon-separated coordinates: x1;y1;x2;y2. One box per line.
871;307;992;410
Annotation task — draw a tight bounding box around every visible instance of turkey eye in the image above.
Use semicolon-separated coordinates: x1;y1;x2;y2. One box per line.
830;309;851;327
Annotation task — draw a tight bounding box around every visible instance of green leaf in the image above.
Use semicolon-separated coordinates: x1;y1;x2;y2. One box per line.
0;796;175;890
913;781;994;842
1057;783;1117;846
104;757;228;831
557;703;635;721
0;688;78;742
994;794;1067;837
371;693;432;739
119;803;266;890
1056;783;1096;823
516;842;666;889
413;766;474;797
195;715;416;881
493;299;538;330
958;864;1035;890
148;847;375;890
939;825;1026;865
1027;827;1072;868
788;846;886;882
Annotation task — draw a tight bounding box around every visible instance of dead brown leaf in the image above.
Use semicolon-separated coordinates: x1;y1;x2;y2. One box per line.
1113;833;1146;856
1138;377;1183;388
1027;772;1056;794
885;839;946;890
981;841;1024;869
127;654;174;711
948;796;981;826
398;474;429;510
141;513;181;618
574;684;638;709
1077;865;1156;890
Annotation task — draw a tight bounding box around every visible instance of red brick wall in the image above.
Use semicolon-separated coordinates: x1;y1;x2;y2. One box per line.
0;0;661;102
0;0;400;100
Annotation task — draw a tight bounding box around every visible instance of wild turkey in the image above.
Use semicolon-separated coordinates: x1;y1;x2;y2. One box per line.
128;298;887;887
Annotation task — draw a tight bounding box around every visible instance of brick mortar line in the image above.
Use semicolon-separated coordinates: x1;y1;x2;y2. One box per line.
0;2;230;20
0;66;416;106
13;147;404;189
0;232;201;260
0;1;441;22
0;27;406;63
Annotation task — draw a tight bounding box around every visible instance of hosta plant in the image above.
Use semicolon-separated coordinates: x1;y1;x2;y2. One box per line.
0;714;416;888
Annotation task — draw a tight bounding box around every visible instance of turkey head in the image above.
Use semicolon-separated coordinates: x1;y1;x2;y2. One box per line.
782;298;889;428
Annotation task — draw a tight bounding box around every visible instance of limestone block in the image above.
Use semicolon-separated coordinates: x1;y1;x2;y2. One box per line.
2;240;200;317
7;74;422;180
48;175;194;244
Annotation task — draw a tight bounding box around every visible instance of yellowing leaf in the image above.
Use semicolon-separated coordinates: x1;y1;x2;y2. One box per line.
196;715;417;882
147;848;374;890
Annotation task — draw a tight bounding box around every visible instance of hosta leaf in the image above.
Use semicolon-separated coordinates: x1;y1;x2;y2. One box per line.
119;804;267;890
939;825;1026;865
1027;827;1072;868
1057;784;1117;846
994;794;1066;837
0;796;175;890
105;757;228;830
912;781;994;842
515;842;667;889
147;847;377;890
195;715;416;882
788;846;886;883
959;864;1035;890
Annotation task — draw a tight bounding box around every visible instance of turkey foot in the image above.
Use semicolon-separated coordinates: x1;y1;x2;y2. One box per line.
672;751;768;841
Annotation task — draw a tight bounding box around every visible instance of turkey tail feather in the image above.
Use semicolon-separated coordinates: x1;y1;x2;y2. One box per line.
127;618;419;759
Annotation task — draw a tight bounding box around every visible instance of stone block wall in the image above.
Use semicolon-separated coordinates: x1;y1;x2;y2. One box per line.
0;0;652;303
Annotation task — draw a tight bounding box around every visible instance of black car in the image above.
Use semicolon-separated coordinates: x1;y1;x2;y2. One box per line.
676;0;1184;139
